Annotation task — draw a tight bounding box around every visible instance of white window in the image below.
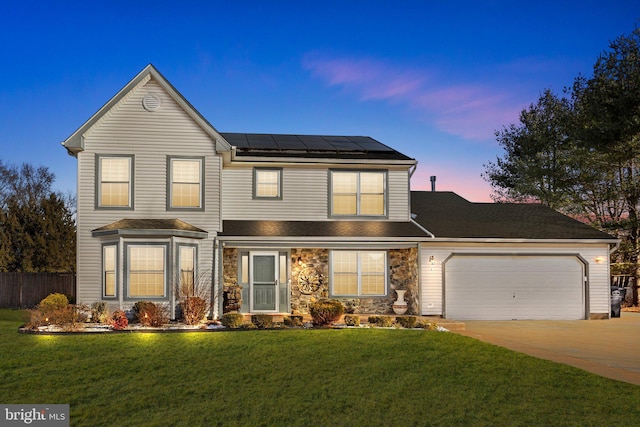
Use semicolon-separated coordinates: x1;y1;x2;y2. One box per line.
98;156;133;208
331;251;387;296
127;245;166;298
169;158;203;209
331;171;386;216
178;245;196;296
103;245;117;298
254;168;282;199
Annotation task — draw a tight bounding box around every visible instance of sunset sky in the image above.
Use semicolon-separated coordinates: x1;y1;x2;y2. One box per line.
1;1;637;201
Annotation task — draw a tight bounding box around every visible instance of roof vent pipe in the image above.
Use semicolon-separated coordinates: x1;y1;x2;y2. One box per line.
430;175;436;192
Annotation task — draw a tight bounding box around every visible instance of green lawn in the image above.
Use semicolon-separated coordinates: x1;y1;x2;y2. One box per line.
1;309;639;426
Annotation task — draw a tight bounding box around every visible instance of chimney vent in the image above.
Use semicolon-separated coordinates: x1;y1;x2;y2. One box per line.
430;175;436;192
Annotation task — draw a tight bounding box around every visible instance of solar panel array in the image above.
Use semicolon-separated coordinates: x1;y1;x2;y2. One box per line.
220;133;412;160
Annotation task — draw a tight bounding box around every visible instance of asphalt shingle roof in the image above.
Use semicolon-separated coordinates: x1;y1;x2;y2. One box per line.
219;220;430;238
410;191;615;240
92;219;208;238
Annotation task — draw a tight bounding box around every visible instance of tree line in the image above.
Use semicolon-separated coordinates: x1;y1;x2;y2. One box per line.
483;26;640;278
0;161;75;272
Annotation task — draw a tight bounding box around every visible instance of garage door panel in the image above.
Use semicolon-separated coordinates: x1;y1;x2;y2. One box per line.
445;256;584;320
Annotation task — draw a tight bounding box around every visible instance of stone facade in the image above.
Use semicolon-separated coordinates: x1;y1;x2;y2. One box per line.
221;247;419;315
222;248;242;313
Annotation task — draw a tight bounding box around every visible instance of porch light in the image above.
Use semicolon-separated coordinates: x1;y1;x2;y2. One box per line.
297;257;303;266
428;255;436;265
594;256;605;264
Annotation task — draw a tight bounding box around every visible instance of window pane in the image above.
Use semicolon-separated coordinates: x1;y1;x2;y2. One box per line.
256;170;280;197
333;194;357;215
360;194;384;215
253;255;275;283
173;160;200;183
179;246;195;295
333;251;357;273
332;172;357;193
333;273;357;295
360;172;384;193
129;246;165;297
171;160;201;208
103;246;116;297
362;251;385;273
361;275;384;295
172;183;200;207
241;254;249;283
102;158;130;182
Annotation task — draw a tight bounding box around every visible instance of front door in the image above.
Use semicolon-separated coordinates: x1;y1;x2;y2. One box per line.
251;252;279;312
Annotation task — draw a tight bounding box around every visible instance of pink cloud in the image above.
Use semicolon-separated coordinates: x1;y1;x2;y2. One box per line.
303;54;523;142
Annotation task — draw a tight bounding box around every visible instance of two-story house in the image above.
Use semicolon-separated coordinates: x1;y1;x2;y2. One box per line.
62;65;617;321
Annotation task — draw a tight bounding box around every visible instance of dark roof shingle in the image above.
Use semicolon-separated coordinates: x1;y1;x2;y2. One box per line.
410;191;615;240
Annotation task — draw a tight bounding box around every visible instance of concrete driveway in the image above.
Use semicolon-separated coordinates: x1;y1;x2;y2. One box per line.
454;312;640;386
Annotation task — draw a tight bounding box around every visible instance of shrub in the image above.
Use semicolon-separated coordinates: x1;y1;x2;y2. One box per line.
251;314;274;329
343;314;360;326
416;321;439;331
395;316;417;328
221;313;245;328
309;299;344;326
111;310;128;330
132;301;169;327
38;293;69;317
284;315;304;327
180;296;208;325
368;316;393;327
91;301;111;324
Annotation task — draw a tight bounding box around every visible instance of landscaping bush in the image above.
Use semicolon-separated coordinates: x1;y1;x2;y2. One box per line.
343;314;360;326
180;296;208;325
368;316;393;327
111;310;128;330
132;301;169;327
251;314;274;329
416;320;439;331
220;313;245;328
91;301;111;324
284;315;304;327
395;316;417;328
38;293;69;316
309;299;344;326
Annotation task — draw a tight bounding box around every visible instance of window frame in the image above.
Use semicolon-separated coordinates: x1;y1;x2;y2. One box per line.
253;167;283;200
167;156;205;211
124;242;170;300
95;154;134;210
102;243;118;299
329;170;388;217
177;244;198;297
329;250;388;297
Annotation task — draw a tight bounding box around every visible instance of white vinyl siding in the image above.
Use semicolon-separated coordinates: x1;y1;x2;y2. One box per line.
223;167;410;221
75;77;220;306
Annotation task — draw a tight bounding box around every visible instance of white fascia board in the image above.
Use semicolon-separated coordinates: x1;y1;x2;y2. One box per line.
422;237;620;244
218;238;420;249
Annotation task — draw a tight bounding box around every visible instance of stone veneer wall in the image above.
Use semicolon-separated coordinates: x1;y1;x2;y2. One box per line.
222;248;242;313
222;247;419;315
291;247;419;315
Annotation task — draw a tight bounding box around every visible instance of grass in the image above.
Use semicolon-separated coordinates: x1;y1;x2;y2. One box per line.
1;309;639;426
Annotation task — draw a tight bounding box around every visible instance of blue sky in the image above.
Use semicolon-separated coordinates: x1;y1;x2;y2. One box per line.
1;1;637;202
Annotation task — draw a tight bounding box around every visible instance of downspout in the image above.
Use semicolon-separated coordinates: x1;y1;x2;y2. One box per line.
411;217;435;238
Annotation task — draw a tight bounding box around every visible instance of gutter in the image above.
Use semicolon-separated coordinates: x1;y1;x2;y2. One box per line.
410;218;435;238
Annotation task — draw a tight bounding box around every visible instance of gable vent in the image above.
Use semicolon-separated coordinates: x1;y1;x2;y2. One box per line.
142;94;161;112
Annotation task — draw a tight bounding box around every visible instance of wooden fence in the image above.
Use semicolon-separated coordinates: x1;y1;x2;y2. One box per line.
0;272;76;308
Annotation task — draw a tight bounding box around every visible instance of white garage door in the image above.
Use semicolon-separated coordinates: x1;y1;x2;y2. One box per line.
445;255;585;320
